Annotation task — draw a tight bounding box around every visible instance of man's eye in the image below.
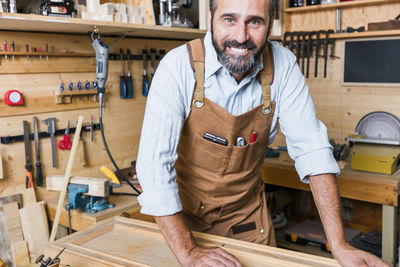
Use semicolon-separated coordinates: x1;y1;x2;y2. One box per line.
249;19;260;25
224;18;234;23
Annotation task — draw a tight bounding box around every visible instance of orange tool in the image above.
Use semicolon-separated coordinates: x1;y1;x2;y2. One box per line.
23;120;33;188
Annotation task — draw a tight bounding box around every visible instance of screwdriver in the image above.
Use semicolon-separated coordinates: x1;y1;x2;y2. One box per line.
68;82;73;103
46;43;49;60
77;81;82;101
3;40;7;60
142;49;149;97
60;82;65;103
119;48;127;99
126;49;133;98
26;44;29;60
85;80;90;100
10;41;15;60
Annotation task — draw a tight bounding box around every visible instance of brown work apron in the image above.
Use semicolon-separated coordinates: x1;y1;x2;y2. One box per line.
175;38;276;246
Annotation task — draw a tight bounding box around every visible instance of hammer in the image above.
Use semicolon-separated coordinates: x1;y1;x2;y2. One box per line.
42;118;57;168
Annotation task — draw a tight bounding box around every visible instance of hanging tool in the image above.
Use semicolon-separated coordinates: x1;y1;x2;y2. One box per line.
300;32;307;74
3;40;7;60
79;124;87;167
306;31;317;78
39;47;43;60
26;44;29;60
42;118;57;168
33;116;44;187
4;90;24;106
59;83;65;104
46;43;49;60
159;49;166;60
68;82;73;103
85;80;90;100
314;31;322;78
58;121;72;150
323;30;334;78
77;81;82;101
126;49;133;98
142;49;149;97
150;48;156;83
119;48;127;99
23;121;34;189
10;41;15;60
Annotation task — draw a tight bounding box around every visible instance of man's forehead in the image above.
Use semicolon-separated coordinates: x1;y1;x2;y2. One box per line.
214;0;269;16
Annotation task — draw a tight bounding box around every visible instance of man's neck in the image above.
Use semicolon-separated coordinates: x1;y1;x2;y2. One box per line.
232;72;248;84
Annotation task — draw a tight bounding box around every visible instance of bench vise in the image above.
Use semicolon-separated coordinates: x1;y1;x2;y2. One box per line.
65;183;115;214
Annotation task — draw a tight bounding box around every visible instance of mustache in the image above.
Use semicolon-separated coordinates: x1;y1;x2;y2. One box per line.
222;39;256;50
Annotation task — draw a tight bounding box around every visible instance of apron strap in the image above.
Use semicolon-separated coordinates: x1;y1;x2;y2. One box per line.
259;43;274;114
186;38;205;108
186;39;274;112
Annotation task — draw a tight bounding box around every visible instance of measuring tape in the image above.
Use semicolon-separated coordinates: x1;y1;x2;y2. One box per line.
5;90;24;106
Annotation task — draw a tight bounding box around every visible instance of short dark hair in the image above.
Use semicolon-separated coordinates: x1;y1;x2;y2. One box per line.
209;0;275;23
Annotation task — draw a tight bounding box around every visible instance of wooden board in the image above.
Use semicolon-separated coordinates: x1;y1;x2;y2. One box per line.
0;204;14;267
0;194;22;208
3;202;23;243
11;241;30;267
20;188;36;208
46;175;109;197
19;201;50;262
45;216;340;267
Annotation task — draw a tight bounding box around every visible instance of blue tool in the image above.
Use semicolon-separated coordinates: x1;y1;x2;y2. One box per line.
68;82;73;103
126;49;133;98
77;81;82;100
85;80;90;100
60;82;65;103
65;183;115;214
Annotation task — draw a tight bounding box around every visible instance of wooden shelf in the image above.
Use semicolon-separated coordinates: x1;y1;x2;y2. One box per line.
0;51;94;57
284;0;398;13
0;13;206;40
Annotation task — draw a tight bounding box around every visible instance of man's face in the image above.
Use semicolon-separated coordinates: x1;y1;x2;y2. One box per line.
210;0;270;75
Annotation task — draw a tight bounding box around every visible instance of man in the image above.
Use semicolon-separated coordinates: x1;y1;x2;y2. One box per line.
136;0;389;266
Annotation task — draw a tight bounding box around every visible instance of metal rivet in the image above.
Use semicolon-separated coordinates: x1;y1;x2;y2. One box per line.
260;229;264;233
193;100;204;108
200;205;205;210
263;107;271;114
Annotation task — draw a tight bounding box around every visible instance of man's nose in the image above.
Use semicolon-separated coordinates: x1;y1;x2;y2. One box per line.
234;23;249;44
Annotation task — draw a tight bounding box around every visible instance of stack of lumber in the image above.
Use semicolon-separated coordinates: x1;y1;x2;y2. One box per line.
0;188;49;267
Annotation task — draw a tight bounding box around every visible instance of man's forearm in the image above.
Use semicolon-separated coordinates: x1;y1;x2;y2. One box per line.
309;174;347;252
155;212;197;264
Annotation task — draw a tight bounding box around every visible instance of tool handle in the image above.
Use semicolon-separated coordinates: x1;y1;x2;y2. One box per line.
126;76;133;98
120;75;127;98
142;75;149;97
80;138;87;167
35;161;43;187
25;164;33;188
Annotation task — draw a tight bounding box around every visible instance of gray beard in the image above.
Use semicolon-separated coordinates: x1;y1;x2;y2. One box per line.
218;51;256;74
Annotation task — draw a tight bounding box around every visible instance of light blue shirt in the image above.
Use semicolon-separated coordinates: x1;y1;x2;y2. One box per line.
136;32;340;216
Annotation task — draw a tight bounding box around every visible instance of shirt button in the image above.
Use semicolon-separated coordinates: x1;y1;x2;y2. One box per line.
200;205;205;210
260;229;264;233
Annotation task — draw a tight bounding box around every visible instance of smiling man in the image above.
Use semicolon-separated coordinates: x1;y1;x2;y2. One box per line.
136;0;389;266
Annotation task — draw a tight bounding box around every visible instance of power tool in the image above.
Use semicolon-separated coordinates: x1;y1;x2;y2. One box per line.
158;0;193;28
40;0;77;18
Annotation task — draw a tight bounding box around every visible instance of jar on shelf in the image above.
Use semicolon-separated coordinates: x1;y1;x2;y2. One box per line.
289;0;304;7
307;0;321;5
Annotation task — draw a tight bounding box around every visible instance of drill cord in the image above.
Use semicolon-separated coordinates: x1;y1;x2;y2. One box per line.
98;96;140;195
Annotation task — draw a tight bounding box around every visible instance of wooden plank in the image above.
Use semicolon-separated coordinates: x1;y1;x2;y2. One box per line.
0;13;206;40
46;175;109;197
0;194;22;208
382;205;398;266
19;201;50;262
50;116;84;242
3;202;23;243
0;155;3;179
45;217;340;267
20;188;36;208
11;241;30;267
0;204;15;267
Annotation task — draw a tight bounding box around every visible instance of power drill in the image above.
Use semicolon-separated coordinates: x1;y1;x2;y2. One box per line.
90;32;109;117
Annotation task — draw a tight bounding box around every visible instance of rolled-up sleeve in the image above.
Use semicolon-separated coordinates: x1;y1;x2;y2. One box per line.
277;53;340;183
136;49;189;216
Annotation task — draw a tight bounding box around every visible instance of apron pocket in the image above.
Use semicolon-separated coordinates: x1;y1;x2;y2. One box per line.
226;143;250;174
190;135;231;175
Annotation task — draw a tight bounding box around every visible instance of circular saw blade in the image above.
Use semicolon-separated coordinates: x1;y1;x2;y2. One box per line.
356;111;400;140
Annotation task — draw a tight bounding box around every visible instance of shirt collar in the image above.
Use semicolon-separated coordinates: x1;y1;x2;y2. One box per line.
204;31;265;80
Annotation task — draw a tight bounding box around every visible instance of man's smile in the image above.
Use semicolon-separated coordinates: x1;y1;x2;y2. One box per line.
228;46;251;56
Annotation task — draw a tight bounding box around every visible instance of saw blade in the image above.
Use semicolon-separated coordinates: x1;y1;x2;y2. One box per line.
356;111;400;140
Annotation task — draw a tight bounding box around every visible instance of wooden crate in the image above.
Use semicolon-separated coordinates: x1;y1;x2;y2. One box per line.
45;216;340;267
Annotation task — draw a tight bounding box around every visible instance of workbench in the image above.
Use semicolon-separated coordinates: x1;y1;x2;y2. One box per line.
38;184;140;231
45;216;340;267
262;153;400;267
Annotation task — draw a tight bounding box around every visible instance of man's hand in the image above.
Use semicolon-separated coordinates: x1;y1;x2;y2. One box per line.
332;242;390;267
184;246;242;267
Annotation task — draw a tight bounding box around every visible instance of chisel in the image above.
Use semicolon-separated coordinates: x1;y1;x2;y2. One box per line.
142;49;149;97
119;48;127;99
23;121;34;189
126;49;134;98
33;116;43;187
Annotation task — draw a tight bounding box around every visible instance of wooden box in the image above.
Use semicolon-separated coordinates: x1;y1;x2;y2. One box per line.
45;216;340;266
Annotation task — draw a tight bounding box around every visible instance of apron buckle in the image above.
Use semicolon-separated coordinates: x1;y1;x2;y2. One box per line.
263;107;271;114
193;100;204;108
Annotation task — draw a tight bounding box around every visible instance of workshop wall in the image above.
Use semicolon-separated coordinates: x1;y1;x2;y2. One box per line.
272;3;400;146
0;30;183;196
